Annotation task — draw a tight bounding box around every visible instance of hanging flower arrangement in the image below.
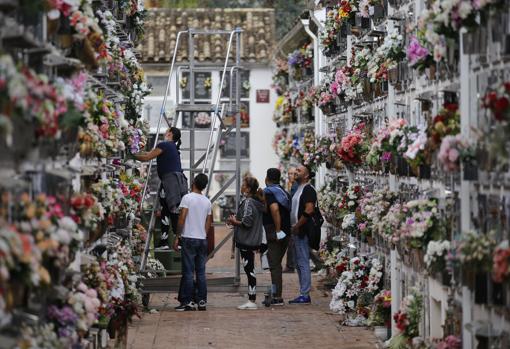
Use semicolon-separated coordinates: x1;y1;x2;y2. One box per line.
271;58;289;96
79;91;127;158
398;199;446;250
492;240;510;284
336;123;370;166
428;103;461;152
273;92;294;125
424;240;451;274
366;118;407;170
457;231;496;272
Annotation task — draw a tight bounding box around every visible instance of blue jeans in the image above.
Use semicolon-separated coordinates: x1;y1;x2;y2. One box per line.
180;237;208;304
294;234;311;296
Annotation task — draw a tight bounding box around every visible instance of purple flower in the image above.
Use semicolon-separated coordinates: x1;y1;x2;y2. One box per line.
381;151;392;163
407;37;429;66
406;218;414;225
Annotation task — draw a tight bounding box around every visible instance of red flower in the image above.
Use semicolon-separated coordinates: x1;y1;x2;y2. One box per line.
493;97;509;121
444;103;458;112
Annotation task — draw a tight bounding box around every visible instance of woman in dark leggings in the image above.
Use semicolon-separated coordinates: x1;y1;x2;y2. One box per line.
135;127;187;249
227;177;266;310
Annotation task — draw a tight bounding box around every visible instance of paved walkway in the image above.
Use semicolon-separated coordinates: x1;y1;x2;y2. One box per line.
128;226;377;349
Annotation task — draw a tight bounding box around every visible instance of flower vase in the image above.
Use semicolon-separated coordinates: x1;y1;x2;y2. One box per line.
427;65;437;80
474;272;488;304
75;38;99;68
47;18;60;37
463;163;478;181
418;164;431;179
389;67;399;84
366;236;375;246
374;326;389;341
440;270;451;287
461;269;475;288
333;159;343;170
370;4;385;19
5;281;27;311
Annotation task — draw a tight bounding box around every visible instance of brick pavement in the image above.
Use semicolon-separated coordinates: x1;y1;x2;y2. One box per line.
128;227;377;349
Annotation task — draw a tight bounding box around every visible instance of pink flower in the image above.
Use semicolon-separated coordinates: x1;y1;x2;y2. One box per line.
407;37;429;66
448;148;459;162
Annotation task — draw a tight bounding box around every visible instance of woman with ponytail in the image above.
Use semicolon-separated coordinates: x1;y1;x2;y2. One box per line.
227;176;266;310
135;127;188;249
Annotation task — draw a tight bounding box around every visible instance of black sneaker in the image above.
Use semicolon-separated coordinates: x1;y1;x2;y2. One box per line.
175;302;196;311
271;298;284;306
197;300;207;311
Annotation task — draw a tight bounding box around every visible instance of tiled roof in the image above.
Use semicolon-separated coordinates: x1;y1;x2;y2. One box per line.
137;8;276;64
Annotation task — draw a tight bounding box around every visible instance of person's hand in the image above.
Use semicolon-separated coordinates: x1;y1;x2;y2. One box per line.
291;225;298;235
276;231;286;240
227;215;237;226
173;236;180;251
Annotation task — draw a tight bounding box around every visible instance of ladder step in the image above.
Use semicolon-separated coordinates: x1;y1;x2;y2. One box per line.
176;104;216;113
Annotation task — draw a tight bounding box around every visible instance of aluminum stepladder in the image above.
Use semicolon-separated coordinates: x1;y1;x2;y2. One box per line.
138;28;244;304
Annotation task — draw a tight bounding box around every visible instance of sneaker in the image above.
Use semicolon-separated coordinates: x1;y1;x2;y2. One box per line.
197;300;207;311
237;301;258;310
283;268;295;273
175;302;196;311
288;295;311;305
271;298;284;306
155;245;170;250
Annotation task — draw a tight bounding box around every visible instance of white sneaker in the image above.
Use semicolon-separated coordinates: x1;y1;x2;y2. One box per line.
237;301;258;310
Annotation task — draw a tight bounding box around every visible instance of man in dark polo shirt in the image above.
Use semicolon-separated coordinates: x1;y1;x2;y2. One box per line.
263;168;291;306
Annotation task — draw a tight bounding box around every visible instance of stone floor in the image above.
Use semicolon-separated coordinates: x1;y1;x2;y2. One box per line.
128;226;377;349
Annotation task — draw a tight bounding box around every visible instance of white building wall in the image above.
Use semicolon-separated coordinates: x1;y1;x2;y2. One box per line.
247;67;279;185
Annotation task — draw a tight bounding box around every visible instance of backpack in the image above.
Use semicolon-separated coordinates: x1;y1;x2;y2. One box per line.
298;184;324;250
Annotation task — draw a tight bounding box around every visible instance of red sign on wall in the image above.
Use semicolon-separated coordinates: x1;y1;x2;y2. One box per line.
256;89;270;103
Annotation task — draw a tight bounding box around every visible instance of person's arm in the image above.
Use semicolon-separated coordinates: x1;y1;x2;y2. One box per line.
227;201;253;228
269;202;281;232
134;147;162;161
205;214;213;234
173;207;188;251
291;202;314;234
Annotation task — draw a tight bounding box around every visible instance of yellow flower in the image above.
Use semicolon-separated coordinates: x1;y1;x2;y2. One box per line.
434;121;446;134
39;266;50;284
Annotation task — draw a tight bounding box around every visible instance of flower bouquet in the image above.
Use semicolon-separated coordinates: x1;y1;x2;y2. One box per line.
330;257;383;316
458;231;496;273
194;112;212;128
376;203;405;243
390;289;423;347
70;193;105;233
424;240;451;275
492;240;510;284
271;58;289;96
337;123;370;167
368;289;392;327
428;103;460;152
398;199;446;250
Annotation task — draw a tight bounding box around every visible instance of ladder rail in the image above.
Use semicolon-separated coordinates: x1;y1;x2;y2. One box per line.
139;198;160;272
205;104;227;196
203;29;239;173
139;30;187;212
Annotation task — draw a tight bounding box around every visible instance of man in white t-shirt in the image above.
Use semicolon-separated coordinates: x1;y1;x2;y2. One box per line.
173;173;212;311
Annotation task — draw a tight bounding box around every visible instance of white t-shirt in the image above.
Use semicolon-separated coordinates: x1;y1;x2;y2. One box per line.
179;192;212;239
291;184;305;225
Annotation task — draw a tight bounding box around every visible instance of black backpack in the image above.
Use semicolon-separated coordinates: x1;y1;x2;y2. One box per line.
299;185;324;250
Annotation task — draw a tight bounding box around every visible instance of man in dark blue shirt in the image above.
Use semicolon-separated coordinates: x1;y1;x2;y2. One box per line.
263;168;291;306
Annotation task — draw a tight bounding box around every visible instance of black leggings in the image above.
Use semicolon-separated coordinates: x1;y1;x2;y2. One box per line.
240;248;256;301
159;191;179;242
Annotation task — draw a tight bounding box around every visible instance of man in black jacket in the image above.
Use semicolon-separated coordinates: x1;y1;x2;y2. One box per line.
289;165;317;305
263;168;292;306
